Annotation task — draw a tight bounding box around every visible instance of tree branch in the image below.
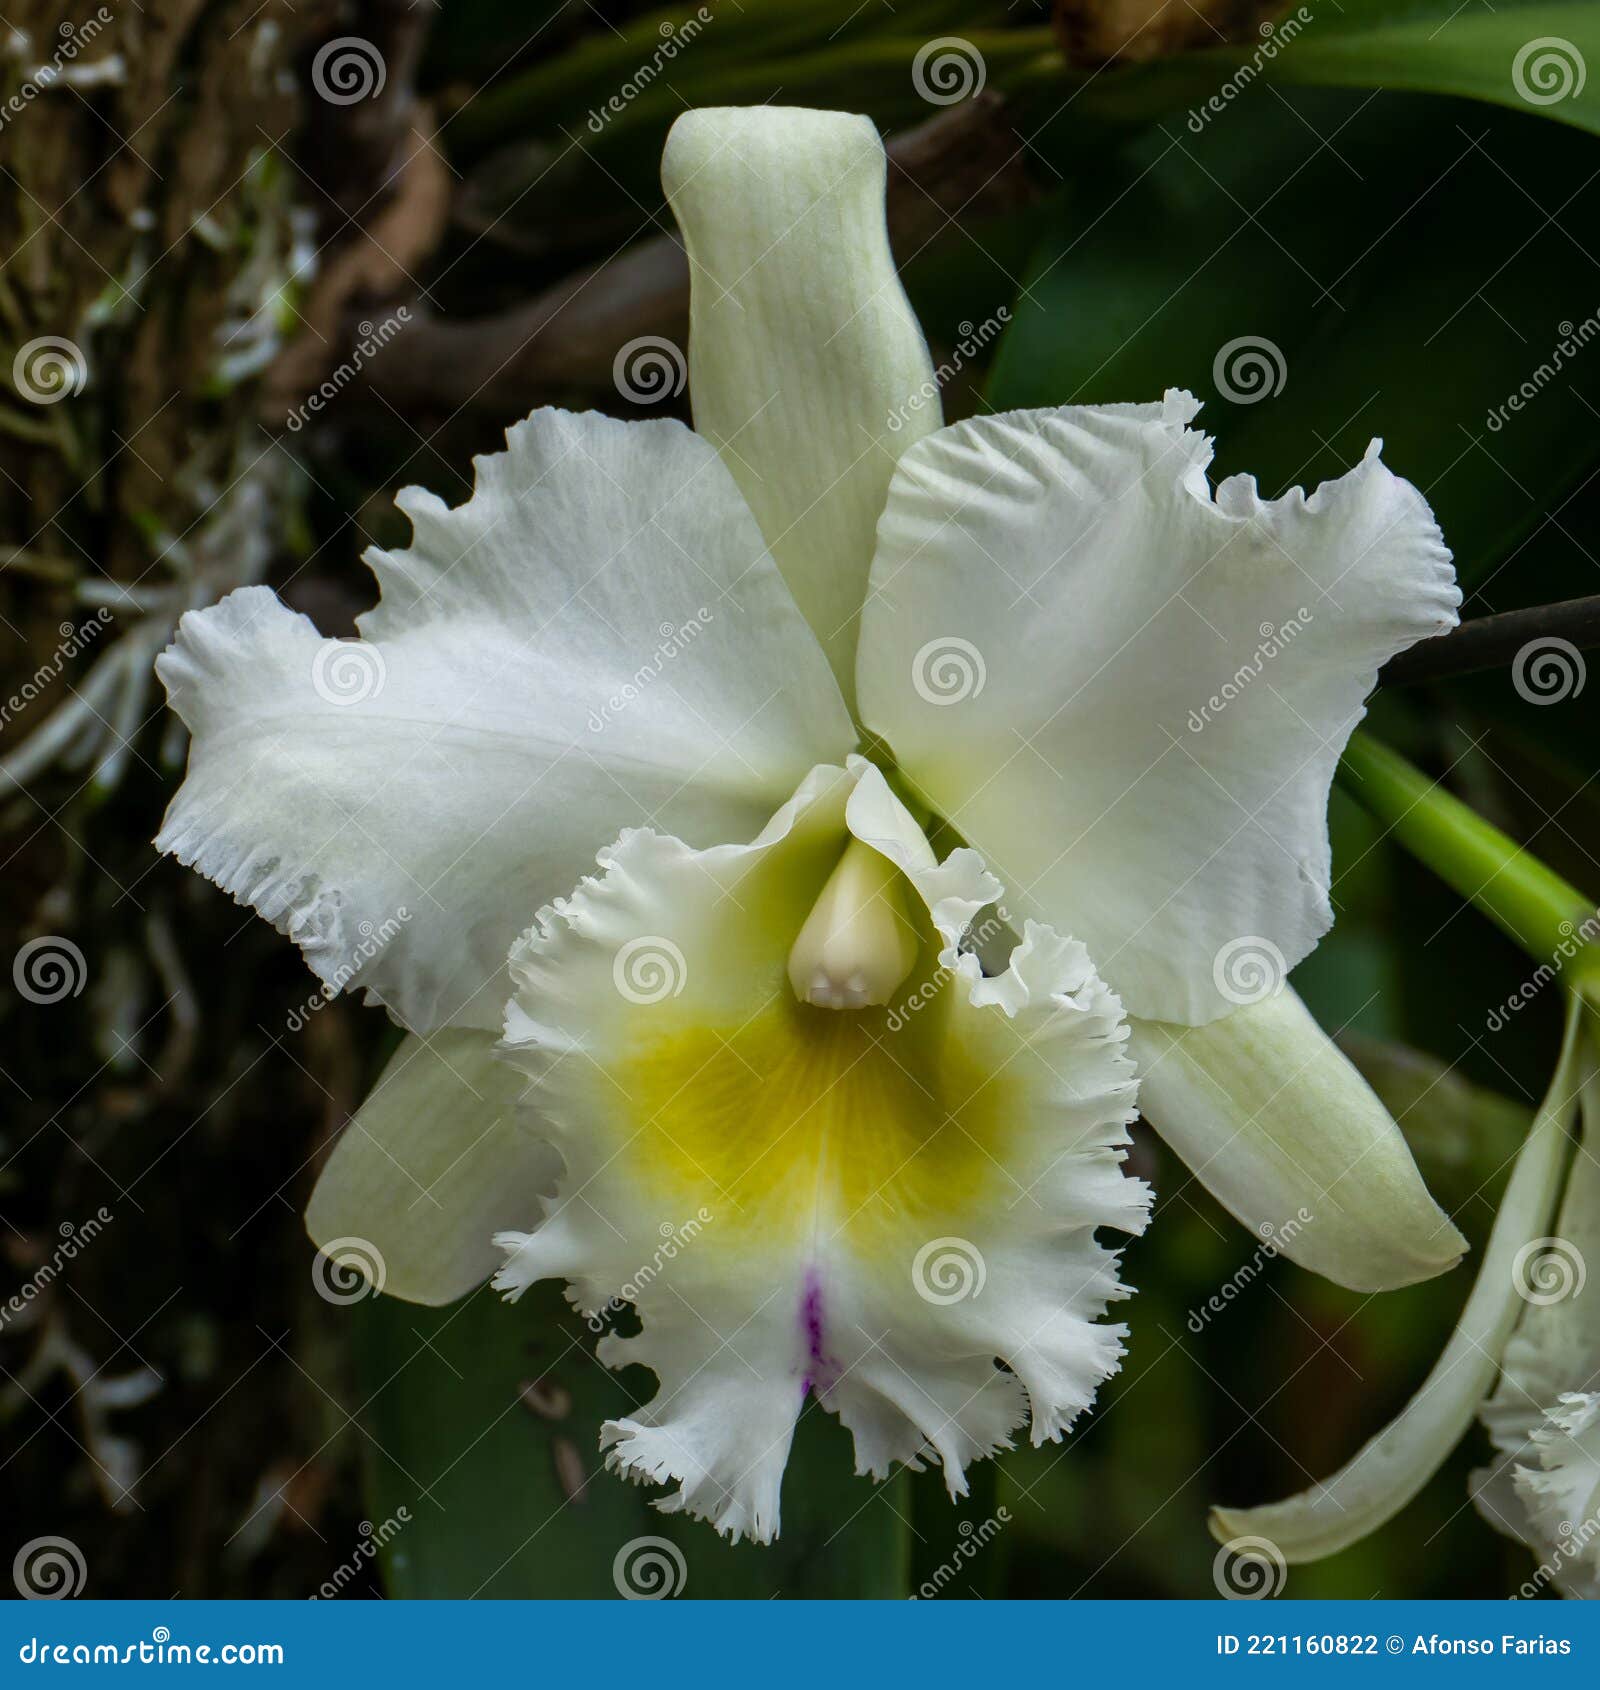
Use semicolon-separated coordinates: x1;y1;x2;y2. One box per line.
1379;594;1600;687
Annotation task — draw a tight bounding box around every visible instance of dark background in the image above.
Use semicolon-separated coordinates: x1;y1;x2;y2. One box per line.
2;0;1596;1597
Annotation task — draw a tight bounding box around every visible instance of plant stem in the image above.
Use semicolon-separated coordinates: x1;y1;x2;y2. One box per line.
1338;732;1600;982
1379;594;1600;687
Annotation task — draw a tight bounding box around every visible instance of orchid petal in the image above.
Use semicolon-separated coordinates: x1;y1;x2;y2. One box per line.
156;408;852;1032
1210;995;1587;1562
1130;989;1465;1292
1495;1393;1600;1599
1472;1055;1600;1595
664;107;939;705
492;762;1147;1541
856;393;1459;1026
305;1030;559;1306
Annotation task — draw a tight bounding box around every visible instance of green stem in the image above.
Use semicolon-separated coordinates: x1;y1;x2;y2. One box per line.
1339;732;1600;985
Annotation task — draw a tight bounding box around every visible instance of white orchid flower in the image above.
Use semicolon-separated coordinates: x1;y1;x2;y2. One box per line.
1213;996;1599;1589
1478;1393;1600;1599
1476;1029;1600;1600
156;106;1462;1539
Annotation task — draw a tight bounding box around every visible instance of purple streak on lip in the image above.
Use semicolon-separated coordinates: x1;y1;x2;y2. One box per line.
799;1268;833;1398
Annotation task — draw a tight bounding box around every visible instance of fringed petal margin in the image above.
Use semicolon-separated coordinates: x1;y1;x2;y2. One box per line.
157;409;851;1032
491;761;1148;1541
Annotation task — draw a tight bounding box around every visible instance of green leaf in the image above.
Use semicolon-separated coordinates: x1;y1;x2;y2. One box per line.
988;86;1600;591
1270;4;1600;139
1033;1;1600;142
349;1282;911;1598
444;0;1023;157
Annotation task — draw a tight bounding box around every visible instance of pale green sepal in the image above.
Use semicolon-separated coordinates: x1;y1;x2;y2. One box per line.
306;1030;558;1307
1130;987;1466;1293
1209;994;1588;1562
